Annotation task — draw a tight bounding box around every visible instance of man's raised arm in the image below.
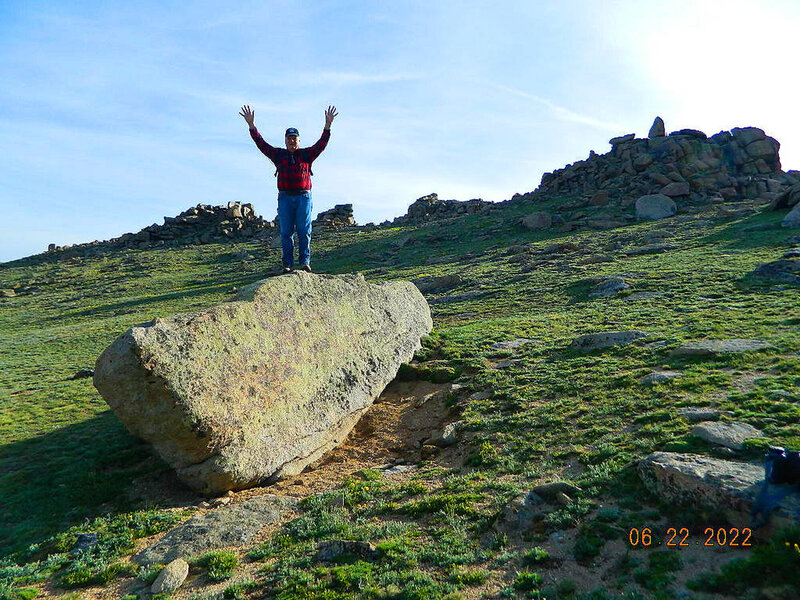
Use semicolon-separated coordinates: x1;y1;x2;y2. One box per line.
239;104;277;161
308;105;338;160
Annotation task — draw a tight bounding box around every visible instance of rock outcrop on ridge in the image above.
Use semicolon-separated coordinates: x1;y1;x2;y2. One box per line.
313;204;356;230
531;119;800;205
93;272;433;494
43;201;360;258
47;201;277;255
386;193;494;226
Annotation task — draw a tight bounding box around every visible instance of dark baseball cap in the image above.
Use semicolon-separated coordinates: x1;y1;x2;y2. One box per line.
285;127;299;137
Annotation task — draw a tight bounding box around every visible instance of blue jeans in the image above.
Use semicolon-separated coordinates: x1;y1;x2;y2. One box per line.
277;191;312;268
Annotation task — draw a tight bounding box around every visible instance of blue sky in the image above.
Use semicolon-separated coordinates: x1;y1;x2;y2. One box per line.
2;0;799;262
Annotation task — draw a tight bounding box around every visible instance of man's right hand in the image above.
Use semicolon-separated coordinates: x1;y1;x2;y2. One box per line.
239;105;255;128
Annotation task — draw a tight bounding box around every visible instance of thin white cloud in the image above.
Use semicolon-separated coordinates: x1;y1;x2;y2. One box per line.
484;81;626;133
298;70;421;85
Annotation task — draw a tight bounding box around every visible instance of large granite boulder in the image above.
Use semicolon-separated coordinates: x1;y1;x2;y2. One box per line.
94;272;432;494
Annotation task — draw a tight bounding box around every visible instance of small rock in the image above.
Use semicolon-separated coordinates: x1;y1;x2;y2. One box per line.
635;194;677;221
412;274;463;293
639;371;681;385
428;422;461;447
712;446;739;458
211;496;232;508
71;533;98;554
490;338;537;350
315;540;379;562
670;128;707;139
642;340;669;349
521;212;552;231
633;154;653;170
570;330;649;351
589;191;609;205
751;259;800;284
610;133;636;146
151;558;189;595
468;390;491;401
587;219;626;229
588;277;630;298
494;360;514;369
0;289;15;298
494;491;546;534
548;531;566;544
671;339;774;356
382;464;416;475
532;481;582;501
677;407;720;422
691;421;764;450
69;369;94;380
660;182;691;197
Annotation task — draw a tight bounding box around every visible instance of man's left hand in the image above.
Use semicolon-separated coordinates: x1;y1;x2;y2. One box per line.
324;105;338;129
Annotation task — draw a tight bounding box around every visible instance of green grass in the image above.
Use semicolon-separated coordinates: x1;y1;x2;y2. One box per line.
193;550;239;582
688;526;800;595
0;509;185;593
1;193;798;598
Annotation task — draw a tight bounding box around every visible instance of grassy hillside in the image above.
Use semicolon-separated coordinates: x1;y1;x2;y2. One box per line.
1;193;798;599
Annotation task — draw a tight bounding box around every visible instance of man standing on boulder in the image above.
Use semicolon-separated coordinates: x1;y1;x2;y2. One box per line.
239;104;338;273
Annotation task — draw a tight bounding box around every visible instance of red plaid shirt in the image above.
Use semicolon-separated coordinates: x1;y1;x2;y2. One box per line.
249;126;330;191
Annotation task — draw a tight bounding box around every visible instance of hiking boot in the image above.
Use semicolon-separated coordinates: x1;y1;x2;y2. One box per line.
282;265;293;274
299;264;312;273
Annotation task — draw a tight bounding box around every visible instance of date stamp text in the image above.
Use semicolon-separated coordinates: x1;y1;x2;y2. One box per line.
627;527;753;548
